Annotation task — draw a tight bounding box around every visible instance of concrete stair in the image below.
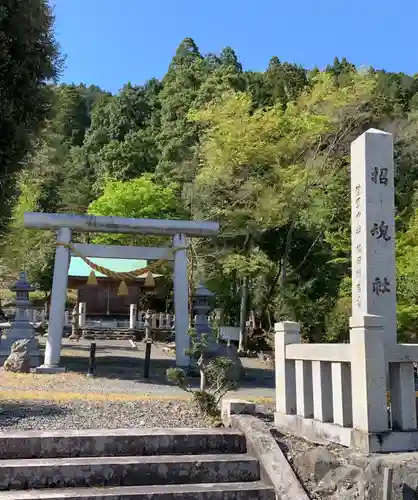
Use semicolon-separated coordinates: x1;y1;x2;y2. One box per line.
0;428;275;499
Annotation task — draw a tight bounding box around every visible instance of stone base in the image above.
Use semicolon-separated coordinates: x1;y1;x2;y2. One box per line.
274;412;418;453
34;364;66;374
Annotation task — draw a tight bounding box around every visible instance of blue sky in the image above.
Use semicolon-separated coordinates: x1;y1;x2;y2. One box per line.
53;0;417;94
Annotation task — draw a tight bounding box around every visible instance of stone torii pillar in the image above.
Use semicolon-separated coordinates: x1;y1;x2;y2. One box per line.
173;233;190;368
37;227;71;373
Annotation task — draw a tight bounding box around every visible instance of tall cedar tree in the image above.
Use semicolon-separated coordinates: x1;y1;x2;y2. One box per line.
0;0;61;232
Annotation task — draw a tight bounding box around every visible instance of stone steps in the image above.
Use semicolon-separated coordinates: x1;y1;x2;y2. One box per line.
0;428;246;459
0;454;259;490
0;428;275;499
0;482;275;499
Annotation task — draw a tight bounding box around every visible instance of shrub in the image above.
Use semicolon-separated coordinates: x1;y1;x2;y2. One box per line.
166;327;236;419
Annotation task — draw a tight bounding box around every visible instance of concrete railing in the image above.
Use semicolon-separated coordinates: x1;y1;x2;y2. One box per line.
67;311;175;330
137;311;174;330
3;308;46;323
274;315;418;453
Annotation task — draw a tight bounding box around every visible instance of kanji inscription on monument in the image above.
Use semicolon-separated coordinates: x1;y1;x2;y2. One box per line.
351;129;396;346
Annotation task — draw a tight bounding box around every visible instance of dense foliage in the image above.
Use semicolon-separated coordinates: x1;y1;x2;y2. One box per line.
0;0;61;235
2;32;418;342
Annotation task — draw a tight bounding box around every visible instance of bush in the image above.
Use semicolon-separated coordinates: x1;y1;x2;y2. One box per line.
166;327;236;420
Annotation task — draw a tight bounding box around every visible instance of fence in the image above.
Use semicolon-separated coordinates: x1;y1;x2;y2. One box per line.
3;308;46;324
274;315;418;453
76;311;175;331
1;308;175;331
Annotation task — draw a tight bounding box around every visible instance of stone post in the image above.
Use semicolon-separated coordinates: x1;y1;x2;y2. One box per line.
274;321;300;415
78;302;86;328
151;314;157;330
138;311;144;329
172;233;189;368
350;314;388;434
64;310;69;327
129;304;137;330
390;361;417;430
350;129;396;349
332;362;353;427
38;227;71;373
295;359;314;418
312;360;333;422
144;310;151;341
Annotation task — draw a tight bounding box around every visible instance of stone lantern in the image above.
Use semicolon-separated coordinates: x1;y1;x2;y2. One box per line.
10;272;36;322
0;272;40;367
192;282;215;337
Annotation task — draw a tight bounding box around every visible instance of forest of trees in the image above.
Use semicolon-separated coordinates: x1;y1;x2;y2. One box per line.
1;3;418;344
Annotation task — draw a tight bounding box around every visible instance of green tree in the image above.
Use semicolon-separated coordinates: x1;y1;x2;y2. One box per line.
156;38;208;181
1;170;55;298
188;71;378;338
0;0;61;232
83;81;161;186
87;174;185;246
0;84;104;293
219;47;242;72
264;56;308;107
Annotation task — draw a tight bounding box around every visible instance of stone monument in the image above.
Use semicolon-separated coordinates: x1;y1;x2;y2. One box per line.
0;272;40;367
350;128;396;348
273;128;418;453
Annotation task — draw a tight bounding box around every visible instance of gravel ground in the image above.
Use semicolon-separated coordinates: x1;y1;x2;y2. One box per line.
0;338;275;400
0;339;273;433
0;399;209;432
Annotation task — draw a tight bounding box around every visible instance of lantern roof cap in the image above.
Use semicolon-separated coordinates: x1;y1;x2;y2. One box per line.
9;272;36;292
194;281;215;297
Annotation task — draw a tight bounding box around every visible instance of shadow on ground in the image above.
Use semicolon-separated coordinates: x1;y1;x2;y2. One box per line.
58;343;274;391
0;401;69;429
61;343;140;353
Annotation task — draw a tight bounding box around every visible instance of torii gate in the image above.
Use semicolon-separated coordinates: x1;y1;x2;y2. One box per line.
24;212;219;373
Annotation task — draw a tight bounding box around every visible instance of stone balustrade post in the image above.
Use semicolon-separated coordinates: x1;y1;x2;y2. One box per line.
78;302;86;328
138;311;144;329
275;321;300;415
312;360;333;423
151;314;157;330
389;361;417;430
295;358;314;418
129;304;137;330
350;314;388;433
332;361;353;427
